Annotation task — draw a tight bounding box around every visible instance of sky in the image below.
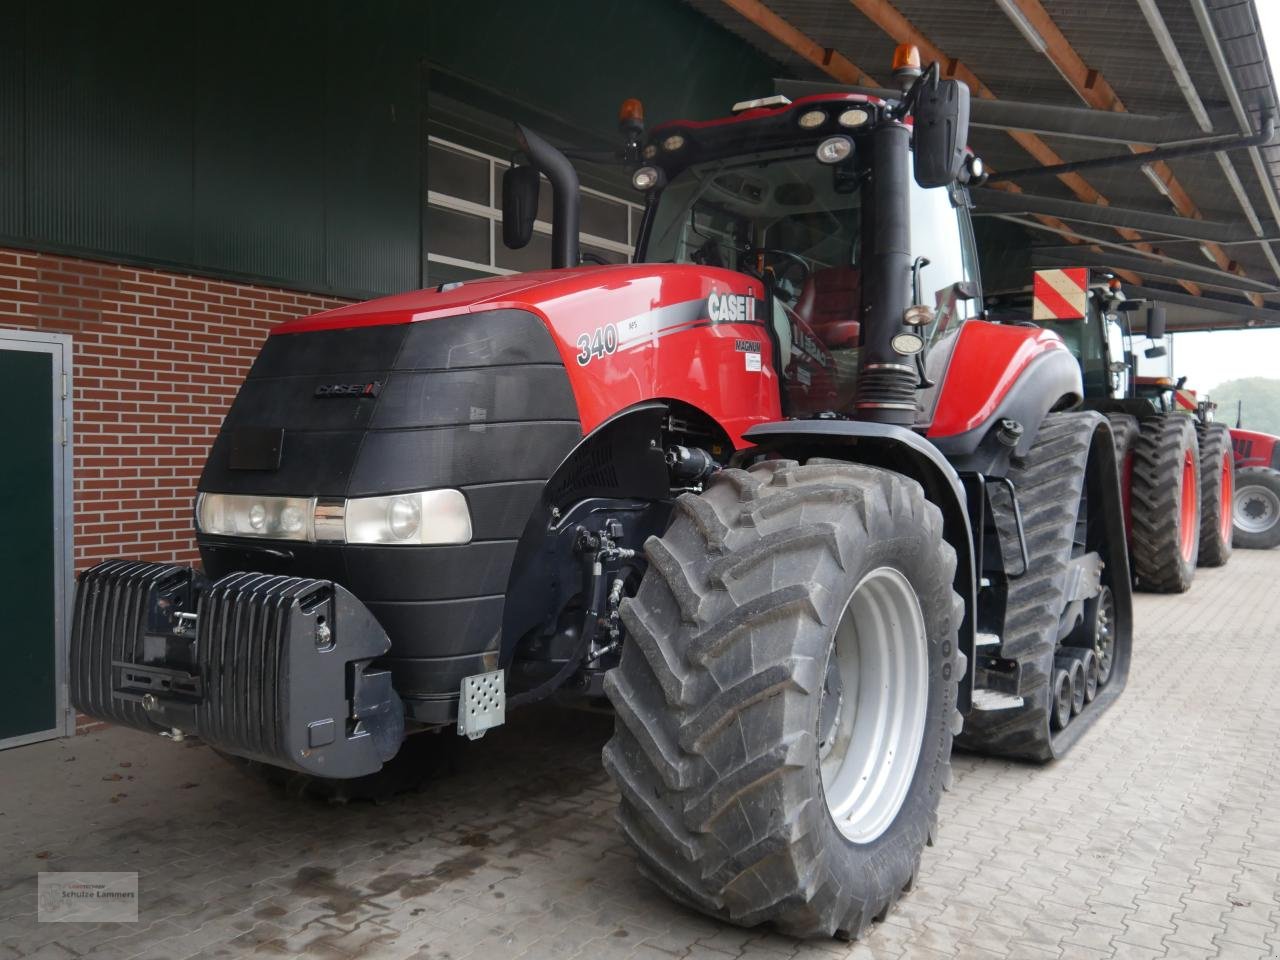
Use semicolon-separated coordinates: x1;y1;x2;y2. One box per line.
1171;4;1280;394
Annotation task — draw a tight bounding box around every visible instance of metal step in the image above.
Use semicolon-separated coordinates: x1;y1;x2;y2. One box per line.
975;632;1001;648
971;689;1025;711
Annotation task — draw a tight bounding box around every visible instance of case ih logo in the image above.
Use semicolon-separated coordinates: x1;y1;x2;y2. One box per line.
707;291;756;324
314;381;382;399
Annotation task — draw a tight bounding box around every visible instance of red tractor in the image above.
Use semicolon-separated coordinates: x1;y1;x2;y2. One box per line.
69;51;1132;938
1229;425;1280;548
1149;382;1280;552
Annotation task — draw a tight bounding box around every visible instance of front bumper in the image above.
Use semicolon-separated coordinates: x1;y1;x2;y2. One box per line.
70;560;404;778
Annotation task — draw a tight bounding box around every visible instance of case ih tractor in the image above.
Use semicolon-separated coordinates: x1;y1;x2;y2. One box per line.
69;50;1133;939
989;270;1229;590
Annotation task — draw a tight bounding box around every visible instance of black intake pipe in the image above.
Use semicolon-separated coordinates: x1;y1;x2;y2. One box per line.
516;124;581;269
855;121;918;425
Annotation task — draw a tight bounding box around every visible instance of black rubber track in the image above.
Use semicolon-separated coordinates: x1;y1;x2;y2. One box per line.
602;460;964;939
1196;421;1234;567
957;412;1110;762
1233;466;1280;549
1130;415;1200;592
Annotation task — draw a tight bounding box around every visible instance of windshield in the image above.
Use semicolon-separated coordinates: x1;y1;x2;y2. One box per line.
640;151;862;294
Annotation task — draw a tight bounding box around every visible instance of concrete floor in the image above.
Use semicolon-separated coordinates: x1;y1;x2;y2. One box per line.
2;550;1279;959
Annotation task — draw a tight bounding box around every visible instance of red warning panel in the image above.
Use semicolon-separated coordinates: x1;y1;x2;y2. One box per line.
1032;268;1089;321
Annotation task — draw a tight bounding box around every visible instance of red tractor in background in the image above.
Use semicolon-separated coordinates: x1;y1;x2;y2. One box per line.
67;49;1133;939
987;270;1231;592
1229;425;1280;548
1137;373;1280;551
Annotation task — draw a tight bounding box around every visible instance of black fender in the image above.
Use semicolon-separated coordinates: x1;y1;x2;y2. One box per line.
931;347;1083;475
500;402;672;668
743;420;977;712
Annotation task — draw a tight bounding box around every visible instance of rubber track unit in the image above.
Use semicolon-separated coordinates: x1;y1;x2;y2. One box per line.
1130;415;1200;592
1106;412;1139;535
957;412;1127;762
1233;466;1280;549
602;460;964;939
1196;421;1233;567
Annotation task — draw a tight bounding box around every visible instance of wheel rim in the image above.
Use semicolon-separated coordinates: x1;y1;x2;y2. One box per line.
1234;483;1280;535
1094;586;1115;685
1178;449;1197;562
818;566;928;845
1219;454;1234;544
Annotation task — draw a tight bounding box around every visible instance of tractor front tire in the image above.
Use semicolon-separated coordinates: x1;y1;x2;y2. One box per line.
1233;466;1280;549
1130;416;1200;592
603;460;963;939
1197;422;1234;566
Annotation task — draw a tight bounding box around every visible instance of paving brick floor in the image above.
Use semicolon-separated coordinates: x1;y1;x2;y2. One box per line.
2;549;1279;959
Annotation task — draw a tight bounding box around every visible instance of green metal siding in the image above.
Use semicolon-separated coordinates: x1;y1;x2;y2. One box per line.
0;1;782;299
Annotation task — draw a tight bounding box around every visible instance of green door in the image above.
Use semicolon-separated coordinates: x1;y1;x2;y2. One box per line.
0;334;68;746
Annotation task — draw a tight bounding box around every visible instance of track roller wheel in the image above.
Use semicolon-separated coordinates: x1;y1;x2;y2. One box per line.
603;459;963;938
1056;656;1085;716
1050;669;1072;731
1066;647;1099;703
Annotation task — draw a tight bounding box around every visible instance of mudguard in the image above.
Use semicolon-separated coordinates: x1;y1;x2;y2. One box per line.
927;322;1083;474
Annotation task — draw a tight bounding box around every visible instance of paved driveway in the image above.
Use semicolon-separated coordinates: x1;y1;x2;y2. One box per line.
2;550;1279;959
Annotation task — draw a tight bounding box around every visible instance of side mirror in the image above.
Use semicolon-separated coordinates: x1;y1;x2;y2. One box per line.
1147;302;1167;340
501;165;540;250
1144;345;1168;359
912;77;970;188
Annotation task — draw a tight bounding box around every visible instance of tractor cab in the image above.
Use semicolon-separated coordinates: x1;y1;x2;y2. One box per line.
624;85;985;421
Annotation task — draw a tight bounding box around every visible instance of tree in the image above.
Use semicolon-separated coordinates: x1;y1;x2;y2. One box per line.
1206;378;1280;435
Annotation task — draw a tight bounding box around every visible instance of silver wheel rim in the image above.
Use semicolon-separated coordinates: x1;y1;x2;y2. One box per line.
1234;484;1280;535
1095;587;1114;686
818;566;928;845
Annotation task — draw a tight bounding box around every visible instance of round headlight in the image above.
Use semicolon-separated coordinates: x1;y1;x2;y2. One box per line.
662;134;685;151
891;332;925;355
387;496;422;541
248;503;266;531
816;135;854;165
838;108;870;128
280;505;304;533
642;143;658;160
797;109;827;129
632;165;664;191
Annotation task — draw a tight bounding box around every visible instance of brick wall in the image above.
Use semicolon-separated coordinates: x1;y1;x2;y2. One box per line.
0;248;351;570
0;248;353;734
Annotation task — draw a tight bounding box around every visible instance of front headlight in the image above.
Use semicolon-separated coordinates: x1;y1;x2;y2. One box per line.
195;489;473;546
344;490;472;545
196;493;315;542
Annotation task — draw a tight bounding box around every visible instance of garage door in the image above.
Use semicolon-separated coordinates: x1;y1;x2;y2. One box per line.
0;330;72;748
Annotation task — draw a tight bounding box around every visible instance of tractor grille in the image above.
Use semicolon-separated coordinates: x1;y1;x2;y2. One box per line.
194;573;329;760
70;560;194;732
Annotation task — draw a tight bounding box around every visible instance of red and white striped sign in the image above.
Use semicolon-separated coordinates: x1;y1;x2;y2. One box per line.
1175;388;1198;411
1032;268;1088;321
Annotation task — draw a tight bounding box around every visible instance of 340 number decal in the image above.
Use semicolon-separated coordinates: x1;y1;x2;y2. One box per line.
576;323;618;366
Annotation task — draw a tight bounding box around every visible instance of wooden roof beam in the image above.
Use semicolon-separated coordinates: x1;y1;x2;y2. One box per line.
999;0;1257;304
